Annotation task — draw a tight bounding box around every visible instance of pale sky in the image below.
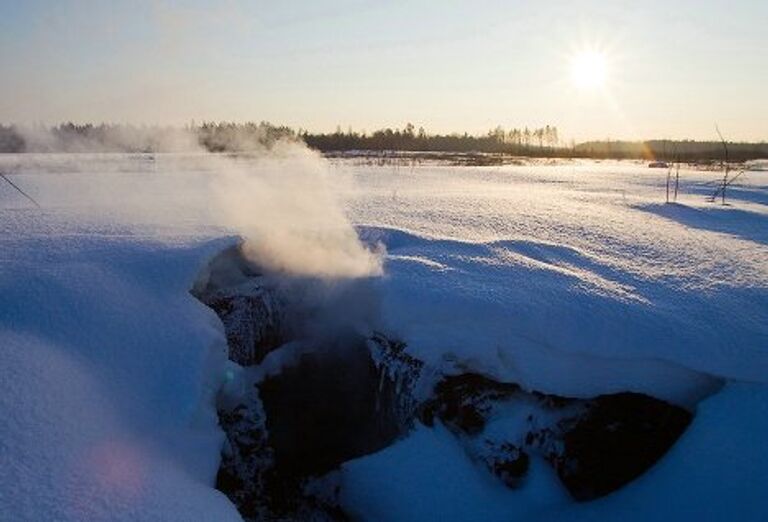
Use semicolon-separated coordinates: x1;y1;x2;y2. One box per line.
1;0;766;141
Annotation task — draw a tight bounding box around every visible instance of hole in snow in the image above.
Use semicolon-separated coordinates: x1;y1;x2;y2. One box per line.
192;242;702;519
192;243;419;519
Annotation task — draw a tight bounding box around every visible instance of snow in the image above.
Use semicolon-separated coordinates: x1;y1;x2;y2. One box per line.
340;424;570;522
543;381;768;521
341;159;768;520
1;153;767;519
339;382;768;522
343;162;768;403
0;218;241;520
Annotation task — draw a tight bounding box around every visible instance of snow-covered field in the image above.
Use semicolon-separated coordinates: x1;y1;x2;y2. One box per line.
1;152;766;520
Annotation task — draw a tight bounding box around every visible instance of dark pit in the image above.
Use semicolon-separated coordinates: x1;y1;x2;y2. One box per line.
258;335;404;478
193;244;697;520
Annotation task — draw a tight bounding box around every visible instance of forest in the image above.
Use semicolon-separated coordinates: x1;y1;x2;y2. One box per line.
1;122;766;161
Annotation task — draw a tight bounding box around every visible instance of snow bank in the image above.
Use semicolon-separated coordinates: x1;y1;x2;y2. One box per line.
544;381;768;521
358;227;741;404
0;227;241;520
339;423;569;522
339;382;768;522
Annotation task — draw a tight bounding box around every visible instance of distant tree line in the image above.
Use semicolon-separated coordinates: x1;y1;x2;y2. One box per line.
197;121;297;152
1;122;766;161
301;123;562;155
573;139;768;162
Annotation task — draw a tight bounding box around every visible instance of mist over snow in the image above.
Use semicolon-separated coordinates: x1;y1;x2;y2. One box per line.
11;124;202;154
0;136;383;279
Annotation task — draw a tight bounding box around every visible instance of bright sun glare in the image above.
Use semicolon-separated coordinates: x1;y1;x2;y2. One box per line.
570;50;608;90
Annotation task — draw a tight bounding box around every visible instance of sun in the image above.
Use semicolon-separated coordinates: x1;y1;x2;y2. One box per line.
570;50;608;90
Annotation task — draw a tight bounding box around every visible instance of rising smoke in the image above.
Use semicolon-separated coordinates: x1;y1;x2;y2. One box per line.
205;141;383;279
0;126;383;280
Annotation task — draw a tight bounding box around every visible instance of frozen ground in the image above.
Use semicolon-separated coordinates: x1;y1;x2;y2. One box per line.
1;153;766;520
341;161;768;401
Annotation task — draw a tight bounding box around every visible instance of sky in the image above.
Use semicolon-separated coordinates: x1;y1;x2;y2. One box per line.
0;0;766;141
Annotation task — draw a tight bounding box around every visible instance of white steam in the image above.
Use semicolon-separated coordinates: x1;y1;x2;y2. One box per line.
13;124;201;153
205;142;383;278
0;128;383;280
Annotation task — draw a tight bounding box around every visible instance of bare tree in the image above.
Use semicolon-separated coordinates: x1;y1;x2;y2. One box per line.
715;124;729;205
673;151;680;202
708;125;749;204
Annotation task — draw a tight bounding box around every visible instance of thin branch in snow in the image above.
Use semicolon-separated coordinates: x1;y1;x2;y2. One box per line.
0;172;41;208
714;124;730;204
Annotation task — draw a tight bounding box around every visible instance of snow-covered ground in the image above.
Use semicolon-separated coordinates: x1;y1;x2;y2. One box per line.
1;152;766;520
343;161;768;401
